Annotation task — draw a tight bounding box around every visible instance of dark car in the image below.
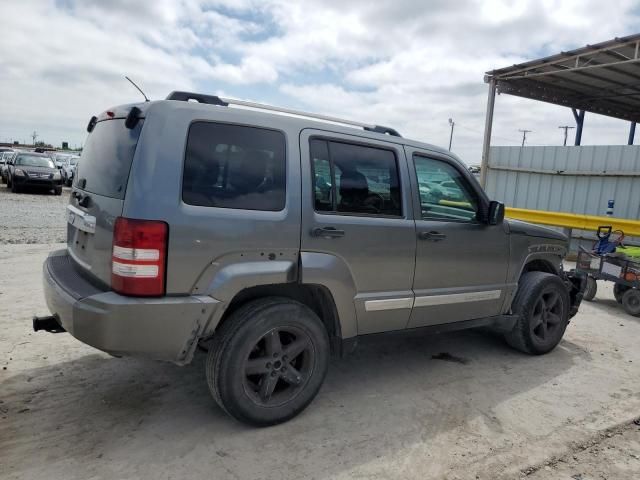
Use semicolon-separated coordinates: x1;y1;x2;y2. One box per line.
7;152;63;194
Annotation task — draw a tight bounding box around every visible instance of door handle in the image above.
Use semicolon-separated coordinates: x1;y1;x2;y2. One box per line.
311;227;345;238
419;231;447;241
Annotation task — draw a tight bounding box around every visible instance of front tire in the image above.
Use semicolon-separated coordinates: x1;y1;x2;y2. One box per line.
11;181;19;193
54;186;62;195
206;297;330;426
505;272;570;355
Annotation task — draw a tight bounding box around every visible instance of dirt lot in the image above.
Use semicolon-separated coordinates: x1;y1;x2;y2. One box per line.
0;185;70;244
1;193;639;480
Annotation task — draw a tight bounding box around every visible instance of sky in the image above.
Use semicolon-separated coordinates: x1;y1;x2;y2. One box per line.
1;0;639;163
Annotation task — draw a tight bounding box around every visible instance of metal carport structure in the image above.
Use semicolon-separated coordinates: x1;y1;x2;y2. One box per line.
480;33;640;187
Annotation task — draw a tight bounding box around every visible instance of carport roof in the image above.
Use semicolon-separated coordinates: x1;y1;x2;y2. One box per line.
485;34;640;123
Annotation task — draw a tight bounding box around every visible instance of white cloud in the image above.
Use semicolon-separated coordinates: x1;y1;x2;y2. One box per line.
0;0;638;158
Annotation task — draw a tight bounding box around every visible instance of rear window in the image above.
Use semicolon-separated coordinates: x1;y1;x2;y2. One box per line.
75;119;143;199
182;122;286;211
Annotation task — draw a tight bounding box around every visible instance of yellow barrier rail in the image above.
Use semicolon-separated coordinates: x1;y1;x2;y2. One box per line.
505;207;640;237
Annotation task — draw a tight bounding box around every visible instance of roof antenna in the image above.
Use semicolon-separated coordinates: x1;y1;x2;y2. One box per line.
125;76;150;102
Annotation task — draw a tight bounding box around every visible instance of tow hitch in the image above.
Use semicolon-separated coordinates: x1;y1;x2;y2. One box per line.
33;315;66;333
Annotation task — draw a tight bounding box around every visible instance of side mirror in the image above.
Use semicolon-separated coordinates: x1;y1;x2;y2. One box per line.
487;200;505;225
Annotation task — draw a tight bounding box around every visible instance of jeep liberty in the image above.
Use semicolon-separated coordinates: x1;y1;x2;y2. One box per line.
36;91;586;426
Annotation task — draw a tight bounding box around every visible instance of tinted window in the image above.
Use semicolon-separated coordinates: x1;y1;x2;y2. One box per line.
76;119;143;199
182;122;286;211
414;155;478;222
311;139;401;217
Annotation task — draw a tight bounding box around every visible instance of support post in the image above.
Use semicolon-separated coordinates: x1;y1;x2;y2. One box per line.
629;122;636;145
572;108;585;146
480;77;497;188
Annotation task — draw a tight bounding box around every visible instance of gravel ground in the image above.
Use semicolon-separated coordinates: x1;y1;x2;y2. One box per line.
0;191;639;479
0;243;639;480
0;184;70;244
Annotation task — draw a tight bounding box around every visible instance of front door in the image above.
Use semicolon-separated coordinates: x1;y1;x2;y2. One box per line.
300;130;417;334
407;148;510;328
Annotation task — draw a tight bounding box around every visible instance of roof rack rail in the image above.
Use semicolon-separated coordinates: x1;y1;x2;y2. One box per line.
166;91;228;106
165;91;401;137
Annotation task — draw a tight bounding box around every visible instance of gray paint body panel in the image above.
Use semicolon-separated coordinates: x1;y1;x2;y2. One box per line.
44;99;574;364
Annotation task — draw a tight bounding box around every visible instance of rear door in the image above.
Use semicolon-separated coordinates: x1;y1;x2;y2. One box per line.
406;147;510;328
67;116;144;287
300;130;416;334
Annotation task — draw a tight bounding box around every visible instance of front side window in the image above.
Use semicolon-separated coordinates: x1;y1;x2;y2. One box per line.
414;155;478;222
310;139;401;217
183;122;286;211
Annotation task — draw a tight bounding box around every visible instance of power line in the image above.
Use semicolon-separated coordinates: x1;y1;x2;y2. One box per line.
455;122;548;146
518;129;532;147
558;125;575;146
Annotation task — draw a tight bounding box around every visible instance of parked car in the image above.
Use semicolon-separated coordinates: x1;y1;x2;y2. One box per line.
36;92;586;426
0;151;16;184
53;152;72;169
436;179;467;201
7;152;63;194
61;155;80;186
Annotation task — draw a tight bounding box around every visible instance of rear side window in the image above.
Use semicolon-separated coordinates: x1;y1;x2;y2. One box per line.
76;119;143;199
182;122;286;211
310;138;402;217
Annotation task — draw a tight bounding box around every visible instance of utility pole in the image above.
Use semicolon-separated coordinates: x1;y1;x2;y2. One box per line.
448;118;455;151
31;131;38;146
518;129;531;147
558;125;575;146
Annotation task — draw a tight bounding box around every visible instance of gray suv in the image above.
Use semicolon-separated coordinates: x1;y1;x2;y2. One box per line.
37;92;585;426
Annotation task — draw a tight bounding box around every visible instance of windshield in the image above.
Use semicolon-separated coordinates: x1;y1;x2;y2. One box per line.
16;155;55;168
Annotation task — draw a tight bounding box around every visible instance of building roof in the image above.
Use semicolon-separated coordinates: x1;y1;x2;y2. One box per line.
485;34;640;122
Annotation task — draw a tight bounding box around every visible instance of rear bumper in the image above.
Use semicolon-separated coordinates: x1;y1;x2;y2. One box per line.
42;250;219;364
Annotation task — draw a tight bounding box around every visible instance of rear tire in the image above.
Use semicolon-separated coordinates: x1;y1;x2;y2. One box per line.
621;289;640;317
206;297;330;426
54;187;62;195
613;283;629;303
583;276;597;301
505;272;570;355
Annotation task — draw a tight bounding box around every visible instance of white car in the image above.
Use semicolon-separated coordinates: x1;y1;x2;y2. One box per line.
53;152;74;170
0;151;16;184
61;156;80;186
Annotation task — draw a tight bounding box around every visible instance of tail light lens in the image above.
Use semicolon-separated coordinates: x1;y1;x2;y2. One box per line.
112;217;168;296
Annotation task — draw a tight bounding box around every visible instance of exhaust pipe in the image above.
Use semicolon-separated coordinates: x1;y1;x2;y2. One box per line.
33;315;66;333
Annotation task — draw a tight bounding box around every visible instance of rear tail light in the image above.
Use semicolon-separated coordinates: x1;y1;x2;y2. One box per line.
111;217;168;296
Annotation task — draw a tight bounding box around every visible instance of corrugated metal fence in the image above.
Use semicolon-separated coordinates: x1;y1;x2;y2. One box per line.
484;145;640;248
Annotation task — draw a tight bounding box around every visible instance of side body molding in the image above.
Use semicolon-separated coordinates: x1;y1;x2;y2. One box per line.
300;251;358;339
